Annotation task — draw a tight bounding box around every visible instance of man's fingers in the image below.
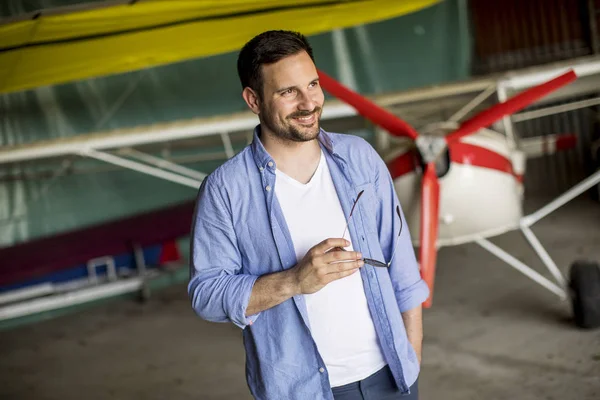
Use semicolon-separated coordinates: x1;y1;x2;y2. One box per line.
315;238;350;254
326;260;364;274
322;250;362;264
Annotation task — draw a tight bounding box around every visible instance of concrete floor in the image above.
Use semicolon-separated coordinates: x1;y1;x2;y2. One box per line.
1;195;599;400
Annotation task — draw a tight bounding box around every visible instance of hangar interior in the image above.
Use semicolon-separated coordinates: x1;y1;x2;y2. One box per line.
0;1;599;399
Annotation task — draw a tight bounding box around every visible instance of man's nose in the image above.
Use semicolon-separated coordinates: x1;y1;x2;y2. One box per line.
297;90;317;111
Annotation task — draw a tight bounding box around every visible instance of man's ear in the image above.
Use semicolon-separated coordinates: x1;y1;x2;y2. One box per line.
242;87;261;115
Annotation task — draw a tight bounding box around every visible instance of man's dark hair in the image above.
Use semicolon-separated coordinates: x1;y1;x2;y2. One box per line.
237;30;314;97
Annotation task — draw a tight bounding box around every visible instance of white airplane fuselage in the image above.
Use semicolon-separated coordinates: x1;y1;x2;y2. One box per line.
389;129;526;247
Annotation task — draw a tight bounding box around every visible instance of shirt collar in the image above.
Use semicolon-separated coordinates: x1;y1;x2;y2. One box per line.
250;125;336;170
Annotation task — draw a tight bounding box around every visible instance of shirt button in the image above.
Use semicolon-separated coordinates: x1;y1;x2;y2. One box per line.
259;167;264;172
265;185;271;192
319;367;325;373
268;161;274;168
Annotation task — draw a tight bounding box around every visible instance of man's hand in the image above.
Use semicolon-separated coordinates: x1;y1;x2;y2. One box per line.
245;238;363;317
291;238;364;295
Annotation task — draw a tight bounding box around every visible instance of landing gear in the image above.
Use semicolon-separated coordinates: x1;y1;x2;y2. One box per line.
476;179;600;330
569;261;600;329
139;282;151;303
591;145;600;202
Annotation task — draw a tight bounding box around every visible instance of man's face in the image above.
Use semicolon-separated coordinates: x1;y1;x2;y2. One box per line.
257;51;325;142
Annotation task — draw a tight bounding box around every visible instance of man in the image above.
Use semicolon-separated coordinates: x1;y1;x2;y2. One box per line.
188;30;429;400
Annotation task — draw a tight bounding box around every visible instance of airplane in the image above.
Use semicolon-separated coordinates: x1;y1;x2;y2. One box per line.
1;0;599;330
317;68;600;329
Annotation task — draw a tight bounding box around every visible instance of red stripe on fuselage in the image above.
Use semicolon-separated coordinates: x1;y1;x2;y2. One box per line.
449;142;514;175
387;142;523;182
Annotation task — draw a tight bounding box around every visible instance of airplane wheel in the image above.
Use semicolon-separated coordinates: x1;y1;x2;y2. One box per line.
569;261;600;329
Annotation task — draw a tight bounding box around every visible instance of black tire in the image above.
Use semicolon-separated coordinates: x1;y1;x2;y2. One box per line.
569;261;600;329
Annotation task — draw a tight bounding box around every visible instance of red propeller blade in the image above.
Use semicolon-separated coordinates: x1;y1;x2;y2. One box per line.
420;162;440;308
445;70;577;144
318;70;419;140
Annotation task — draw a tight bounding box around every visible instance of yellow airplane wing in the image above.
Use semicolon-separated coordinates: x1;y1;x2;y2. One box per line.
0;0;439;94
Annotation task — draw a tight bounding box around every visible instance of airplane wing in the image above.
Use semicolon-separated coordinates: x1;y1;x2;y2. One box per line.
0;0;439;94
0;77;492;166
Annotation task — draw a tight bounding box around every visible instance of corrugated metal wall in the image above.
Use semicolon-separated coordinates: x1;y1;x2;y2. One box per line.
469;0;600;197
469;0;594;75
514;97;598;196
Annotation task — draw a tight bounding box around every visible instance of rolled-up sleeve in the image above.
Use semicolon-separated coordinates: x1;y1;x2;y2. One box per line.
369;145;430;312
187;178;260;329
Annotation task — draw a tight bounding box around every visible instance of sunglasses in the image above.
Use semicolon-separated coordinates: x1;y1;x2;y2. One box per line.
337;190;403;268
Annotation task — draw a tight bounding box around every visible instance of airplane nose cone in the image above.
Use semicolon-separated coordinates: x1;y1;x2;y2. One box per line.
415;135;451;178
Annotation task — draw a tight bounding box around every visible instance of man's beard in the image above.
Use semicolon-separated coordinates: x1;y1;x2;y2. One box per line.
261;106;322;143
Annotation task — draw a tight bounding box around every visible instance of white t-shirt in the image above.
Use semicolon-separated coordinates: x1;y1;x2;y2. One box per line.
274;150;387;387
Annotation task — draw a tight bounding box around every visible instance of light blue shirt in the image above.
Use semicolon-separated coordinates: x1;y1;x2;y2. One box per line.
188;127;430;399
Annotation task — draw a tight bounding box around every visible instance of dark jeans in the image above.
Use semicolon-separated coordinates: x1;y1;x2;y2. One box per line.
332;365;419;400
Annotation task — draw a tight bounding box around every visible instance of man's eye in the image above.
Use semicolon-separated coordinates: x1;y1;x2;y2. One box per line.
309;81;318;88
283;89;294;95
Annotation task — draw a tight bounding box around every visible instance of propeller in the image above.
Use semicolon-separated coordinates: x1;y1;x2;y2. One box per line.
318;69;577;307
318;71;419;140
420;162;439;308
445;71;577;144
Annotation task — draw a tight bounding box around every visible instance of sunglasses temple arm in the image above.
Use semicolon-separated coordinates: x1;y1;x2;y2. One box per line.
342;190;364;241
341;222;350;242
387;235;401;267
341;212;358;241
387;206;404;267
